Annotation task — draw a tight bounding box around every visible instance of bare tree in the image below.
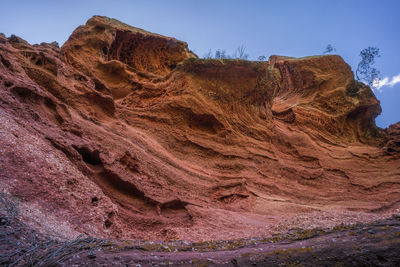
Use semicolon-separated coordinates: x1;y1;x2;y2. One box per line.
202;45;250;60
203;49;213;59
215;49;231;59
234;45;249;59
323;44;336;54
356;46;381;86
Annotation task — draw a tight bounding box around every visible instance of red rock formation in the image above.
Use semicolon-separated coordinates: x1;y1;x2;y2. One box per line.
386;123;400;153
0;16;399;241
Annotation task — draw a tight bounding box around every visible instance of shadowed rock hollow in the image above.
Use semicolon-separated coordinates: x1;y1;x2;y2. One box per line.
0;16;399;242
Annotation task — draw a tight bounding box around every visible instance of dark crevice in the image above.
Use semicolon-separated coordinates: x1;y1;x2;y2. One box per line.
35;59;42;66
101;46;108;58
44;97;57;110
98;169;157;206
104;219;112;228
0;54;11;68
10;86;41;102
72;145;102;166
218;193;249;203
272;108;296;123
4;81;13;87
73;73;88;82
182;108;224;134
92;77;109;92
161;199;188;210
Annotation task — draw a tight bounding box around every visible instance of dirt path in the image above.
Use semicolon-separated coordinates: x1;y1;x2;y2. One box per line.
63;216;400;266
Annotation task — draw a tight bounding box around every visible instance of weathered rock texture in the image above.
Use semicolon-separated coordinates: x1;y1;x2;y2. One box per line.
0;16;399;241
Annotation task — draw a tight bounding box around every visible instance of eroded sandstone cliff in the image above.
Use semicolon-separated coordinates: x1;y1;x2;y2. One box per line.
0;16;399;241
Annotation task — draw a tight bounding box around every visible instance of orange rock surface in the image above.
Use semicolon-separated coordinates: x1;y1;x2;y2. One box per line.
0;16;399;241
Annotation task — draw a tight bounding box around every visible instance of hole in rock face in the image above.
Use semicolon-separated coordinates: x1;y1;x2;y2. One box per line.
346;80;360;96
93;78;109;92
72;145;102;166
218;194;249;204
272;108;296;123
11;86;37;100
94;25;106;33
101;46;108;57
24;52;58;76
160;200;191;221
66;179;76;186
104;219;112;228
44;97;57;110
190;114;220;133
100;169;147;201
0;217;7;226
35;58;42;66
161;199;187;210
184;109;224;134
73;73;88;82
4;81;13;87
91;197;99;203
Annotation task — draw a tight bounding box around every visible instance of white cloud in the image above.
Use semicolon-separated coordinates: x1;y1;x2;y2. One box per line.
390;73;400;86
373;73;400;92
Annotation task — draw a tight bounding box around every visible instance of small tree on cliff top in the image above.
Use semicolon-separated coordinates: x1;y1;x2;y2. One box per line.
323;44;336;54
356;46;381;87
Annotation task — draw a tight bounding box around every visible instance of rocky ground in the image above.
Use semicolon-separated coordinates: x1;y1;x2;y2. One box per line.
67;217;400;266
2;193;400;266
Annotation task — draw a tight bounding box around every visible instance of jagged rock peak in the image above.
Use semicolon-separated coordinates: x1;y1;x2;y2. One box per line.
62;15;197;78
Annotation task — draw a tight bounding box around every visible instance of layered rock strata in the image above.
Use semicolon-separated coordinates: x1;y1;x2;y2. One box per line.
0;16;399;241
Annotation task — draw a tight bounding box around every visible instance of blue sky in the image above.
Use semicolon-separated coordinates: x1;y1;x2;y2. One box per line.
1;0;399;127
